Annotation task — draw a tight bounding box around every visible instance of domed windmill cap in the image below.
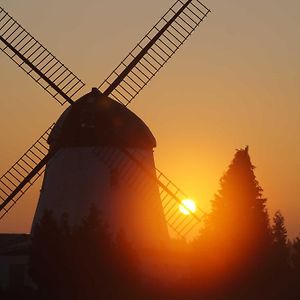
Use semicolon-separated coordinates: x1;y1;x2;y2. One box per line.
49;88;157;149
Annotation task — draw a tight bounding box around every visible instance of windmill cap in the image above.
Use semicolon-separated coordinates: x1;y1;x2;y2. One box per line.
48;88;156;149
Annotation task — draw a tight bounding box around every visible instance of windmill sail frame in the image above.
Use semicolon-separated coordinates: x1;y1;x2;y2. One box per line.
99;0;210;105
0;6;85;105
0;124;54;220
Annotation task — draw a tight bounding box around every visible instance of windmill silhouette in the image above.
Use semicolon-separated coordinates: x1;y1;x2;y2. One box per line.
0;0;210;242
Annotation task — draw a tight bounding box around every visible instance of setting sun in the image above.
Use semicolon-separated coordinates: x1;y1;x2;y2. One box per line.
179;199;197;215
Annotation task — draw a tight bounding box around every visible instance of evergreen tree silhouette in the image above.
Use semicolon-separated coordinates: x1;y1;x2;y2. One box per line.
267;211;291;299
193;147;272;298
271;211;289;271
288;236;300;299
292;236;300;270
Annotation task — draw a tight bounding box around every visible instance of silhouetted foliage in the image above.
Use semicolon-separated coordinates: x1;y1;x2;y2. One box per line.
285;236;300;298
8;147;300;300
271;211;289;271
262;211;292;299
29;209;65;299
191;147;272;298
292;236;300;271
29;205;141;300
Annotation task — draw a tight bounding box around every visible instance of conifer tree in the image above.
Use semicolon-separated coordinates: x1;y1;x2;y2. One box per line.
288;236;300;298
292;236;300;271
271;211;289;271
272;211;288;245
194;147;272;293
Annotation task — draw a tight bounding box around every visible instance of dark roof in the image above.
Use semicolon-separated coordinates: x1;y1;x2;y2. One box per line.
0;234;30;255
49;88;156;149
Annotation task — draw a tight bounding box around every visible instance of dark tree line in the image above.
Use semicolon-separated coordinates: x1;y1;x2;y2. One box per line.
2;146;300;300
28;206;141;300
186;147;300;300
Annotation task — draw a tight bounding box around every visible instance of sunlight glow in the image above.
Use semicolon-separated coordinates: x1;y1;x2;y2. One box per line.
179;199;197;215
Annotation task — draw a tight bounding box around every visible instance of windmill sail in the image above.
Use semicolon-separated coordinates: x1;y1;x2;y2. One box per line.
0;124;54;220
156;168;205;237
118;148;206;237
0;6;85;105
95;147;206;237
98;0;210;105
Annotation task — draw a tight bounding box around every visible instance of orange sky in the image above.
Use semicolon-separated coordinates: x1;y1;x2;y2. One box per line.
0;0;299;238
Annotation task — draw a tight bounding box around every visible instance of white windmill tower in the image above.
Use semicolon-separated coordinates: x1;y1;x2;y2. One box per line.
0;0;210;247
34;89;169;248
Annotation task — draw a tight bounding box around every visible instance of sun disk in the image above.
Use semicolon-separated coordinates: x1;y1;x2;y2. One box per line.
179;199;197;215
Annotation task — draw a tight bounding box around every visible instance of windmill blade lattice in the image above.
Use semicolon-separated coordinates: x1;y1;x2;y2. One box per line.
0;124;54;220
118;148;206;237
94;147;206;237
156;169;205;237
98;0;210;105
0;6;85;105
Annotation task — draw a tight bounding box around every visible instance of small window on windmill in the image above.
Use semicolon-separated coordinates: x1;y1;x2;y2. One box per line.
110;168;119;188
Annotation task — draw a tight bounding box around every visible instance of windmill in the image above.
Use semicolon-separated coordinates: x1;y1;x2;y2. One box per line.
0;0;210;244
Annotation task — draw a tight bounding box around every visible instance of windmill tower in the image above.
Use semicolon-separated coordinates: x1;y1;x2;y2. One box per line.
34;89;169;248
0;0;210;245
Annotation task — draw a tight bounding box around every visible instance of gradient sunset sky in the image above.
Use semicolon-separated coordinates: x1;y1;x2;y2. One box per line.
0;0;299;237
